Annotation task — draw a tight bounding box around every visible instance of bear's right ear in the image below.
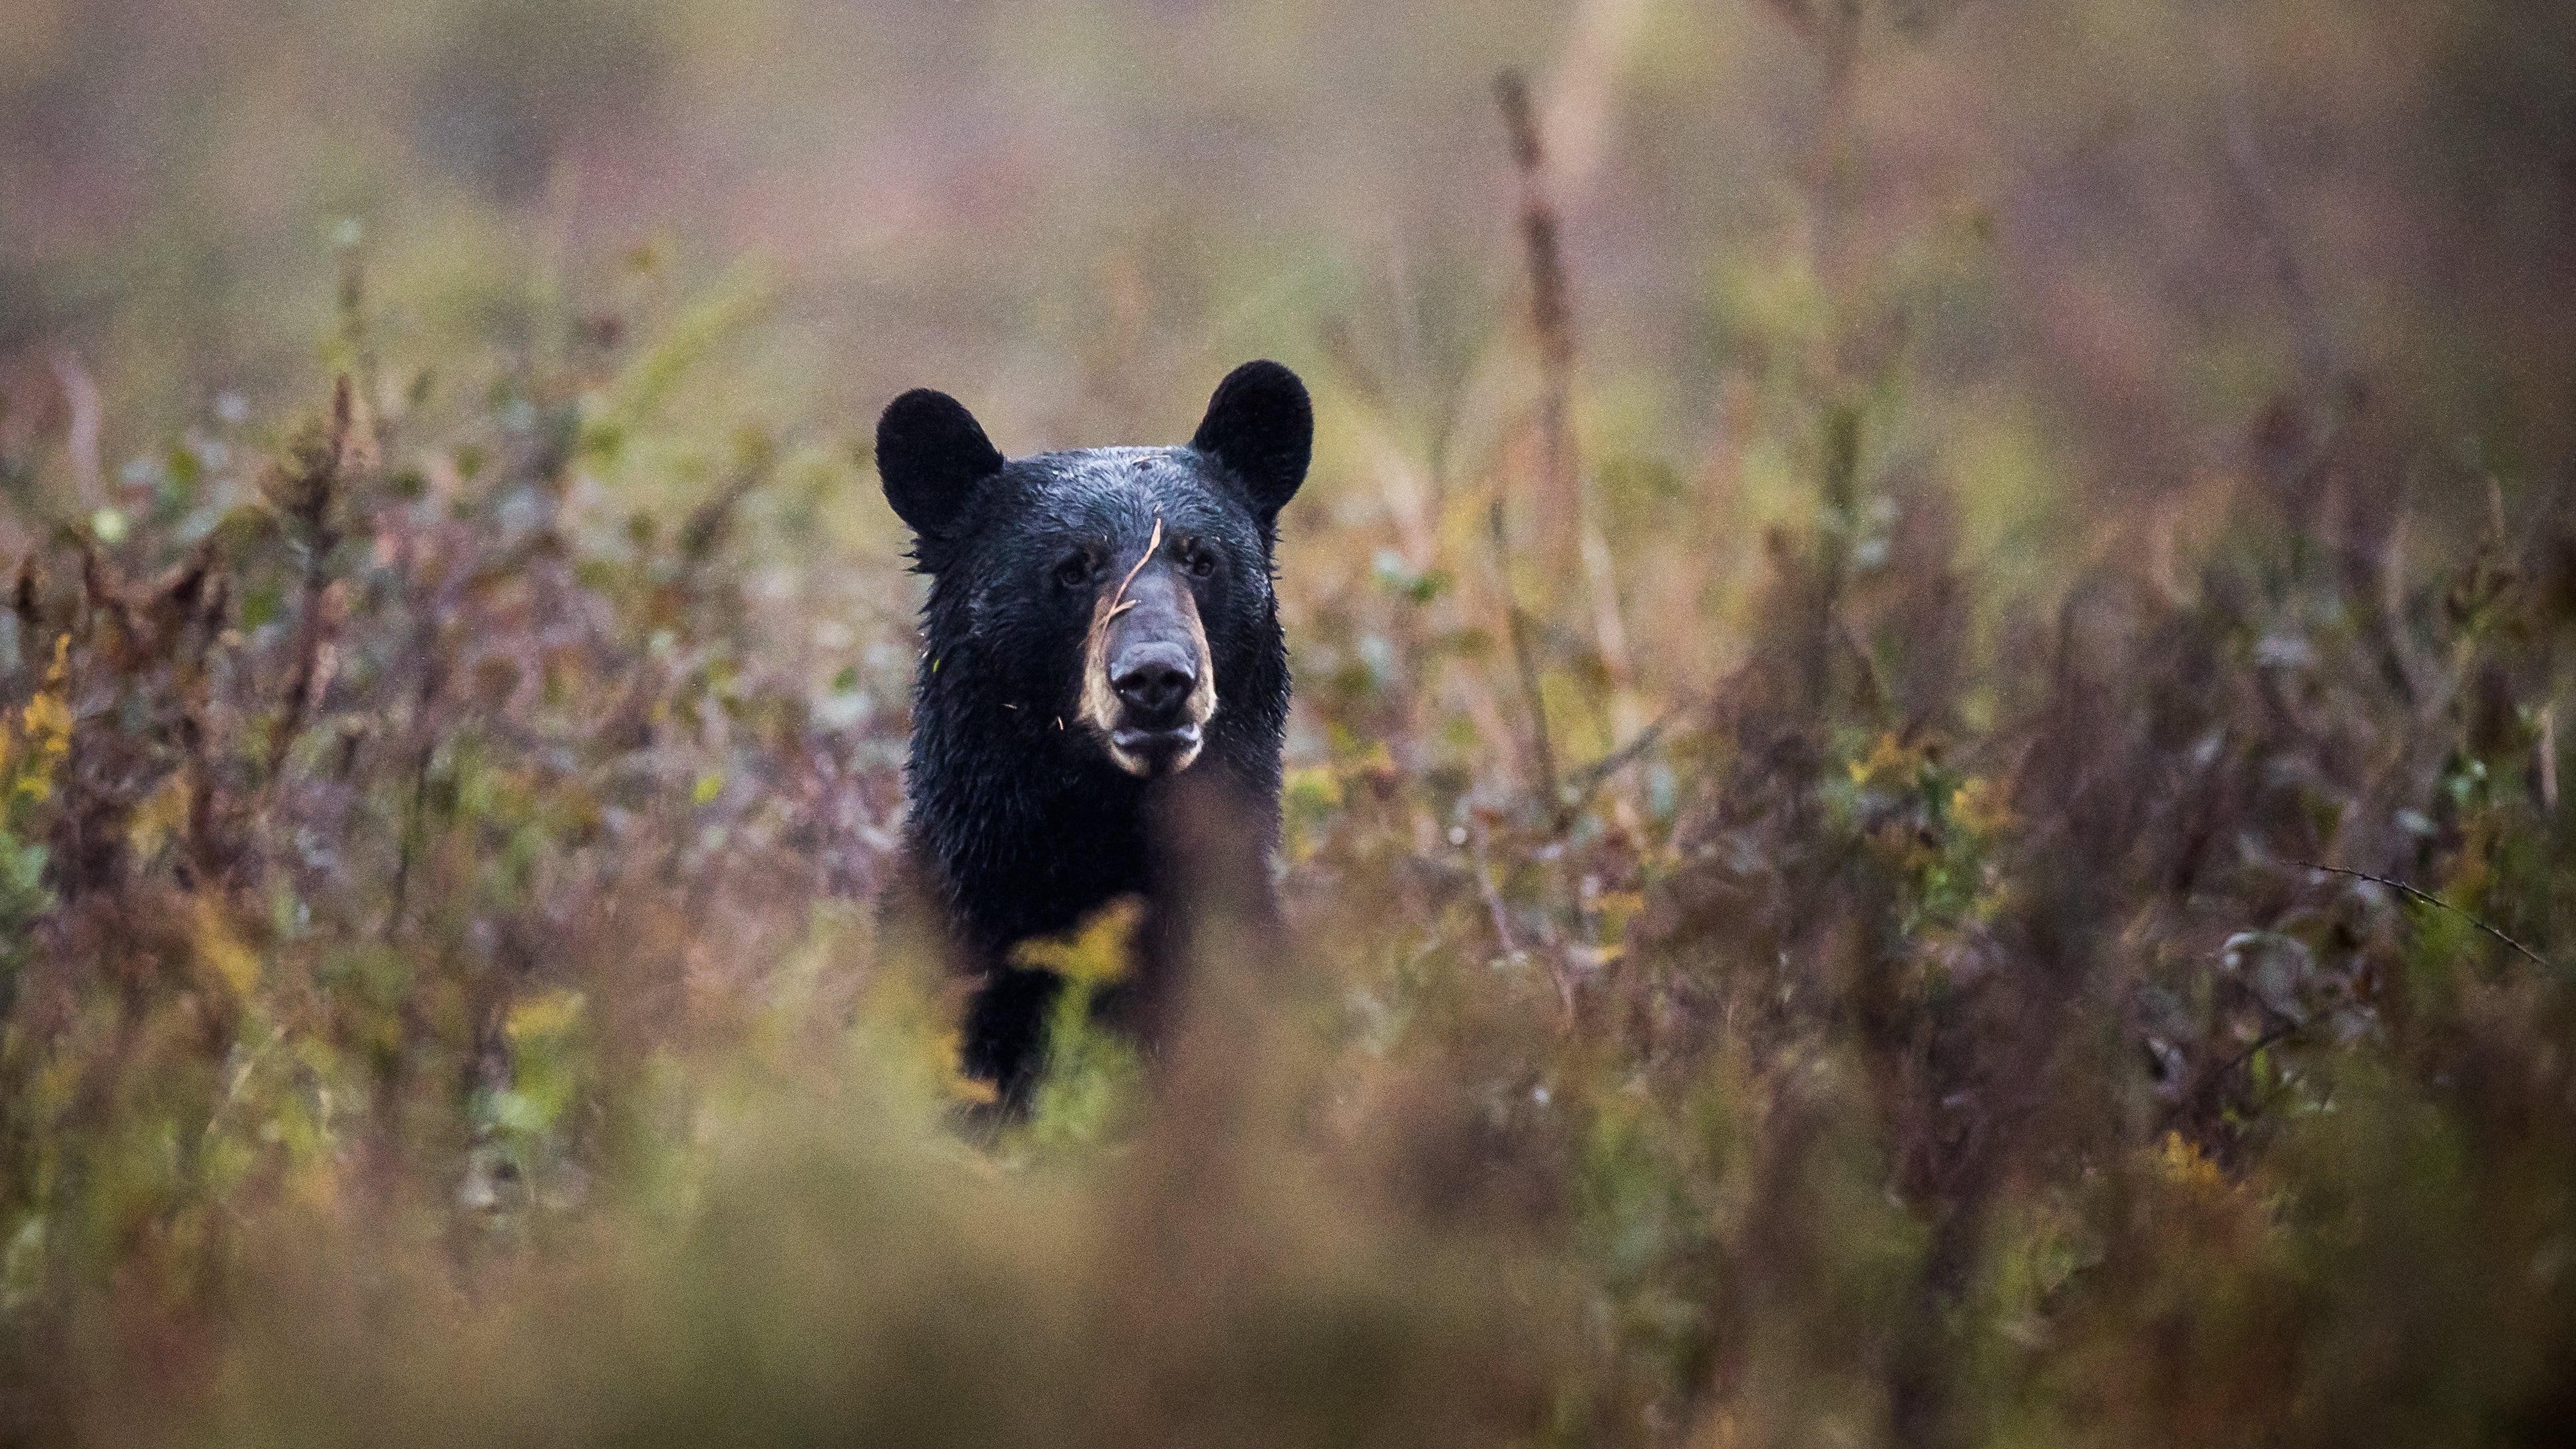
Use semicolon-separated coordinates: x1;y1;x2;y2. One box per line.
876;389;1005;536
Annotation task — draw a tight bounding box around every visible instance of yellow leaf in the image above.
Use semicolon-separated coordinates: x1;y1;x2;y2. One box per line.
1848;731;1919;787
1950;776;2014;836
934;1030;1000;1107
1594;889;1647;923
10;639;72;805
504;988;586;1046
1008;895;1145;986
128;768;193;861
190;895;262;1000
2157;1130;2230;1198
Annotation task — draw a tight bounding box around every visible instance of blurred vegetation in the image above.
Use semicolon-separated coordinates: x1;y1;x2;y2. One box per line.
4;0;2575;1444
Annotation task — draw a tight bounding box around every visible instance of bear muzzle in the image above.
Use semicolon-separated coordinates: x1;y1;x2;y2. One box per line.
1079;556;1216;777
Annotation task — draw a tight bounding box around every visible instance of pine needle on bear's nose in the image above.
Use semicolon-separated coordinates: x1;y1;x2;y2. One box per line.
1090;517;1161;643
1111;518;1163;612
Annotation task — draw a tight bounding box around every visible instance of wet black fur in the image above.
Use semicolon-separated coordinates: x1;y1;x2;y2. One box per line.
878;363;1308;1103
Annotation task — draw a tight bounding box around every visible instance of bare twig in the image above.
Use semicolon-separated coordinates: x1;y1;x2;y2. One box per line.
1489;490;1561;809
2170;1002;2359;1132
266;377;357;781
2217;52;2336;399
2297;861;2553;972
1467;823;1521;962
1469;817;1575;1027
385;515;452;932
677;464;764;570
2540;704;2559;811
1757;0;1865;308
1495;74;1576;481
1559;698;1698;818
1494;69;1571;551
51;353;102;506
1495;68;1633;688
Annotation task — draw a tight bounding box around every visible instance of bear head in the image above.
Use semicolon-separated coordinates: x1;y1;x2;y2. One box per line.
877;360;1310;781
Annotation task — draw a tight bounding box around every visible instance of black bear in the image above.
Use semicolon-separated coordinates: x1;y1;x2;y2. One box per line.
875;360;1311;1104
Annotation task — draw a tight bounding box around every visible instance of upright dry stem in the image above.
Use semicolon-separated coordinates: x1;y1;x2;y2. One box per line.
1495;69;1633;690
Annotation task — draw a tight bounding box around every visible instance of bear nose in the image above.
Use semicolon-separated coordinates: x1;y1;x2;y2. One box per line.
1110;642;1197;722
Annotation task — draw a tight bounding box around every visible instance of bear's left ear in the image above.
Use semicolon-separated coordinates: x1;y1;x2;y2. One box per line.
1190;360;1310;519
877;388;1005;538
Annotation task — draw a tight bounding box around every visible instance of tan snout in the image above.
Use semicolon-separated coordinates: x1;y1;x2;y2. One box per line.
1079;556;1216;777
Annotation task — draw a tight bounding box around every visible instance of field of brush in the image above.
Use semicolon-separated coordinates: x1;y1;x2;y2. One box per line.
3;1;2573;1444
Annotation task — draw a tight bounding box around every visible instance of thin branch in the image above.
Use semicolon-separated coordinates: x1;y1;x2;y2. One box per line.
51;353;102;507
2216;51;2336;400
1469;819;1574;1027
676;463;765;571
2169;1002;2358;1132
1559;698;1698;818
1467;823;1521;963
1495;67;1633;687
266;376;355;781
1489;489;1561;810
2540;704;2559;812
2296;861;2553;972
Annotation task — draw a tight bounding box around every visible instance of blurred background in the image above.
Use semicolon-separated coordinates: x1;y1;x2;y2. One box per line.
12;0;2568;532
3;1;2574;1445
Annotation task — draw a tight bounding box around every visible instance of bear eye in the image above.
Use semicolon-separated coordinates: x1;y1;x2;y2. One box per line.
1053;550;1097;590
1183;542;1218;579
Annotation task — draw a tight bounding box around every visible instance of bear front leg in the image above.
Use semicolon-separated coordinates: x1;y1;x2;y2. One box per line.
958;964;1067;1109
